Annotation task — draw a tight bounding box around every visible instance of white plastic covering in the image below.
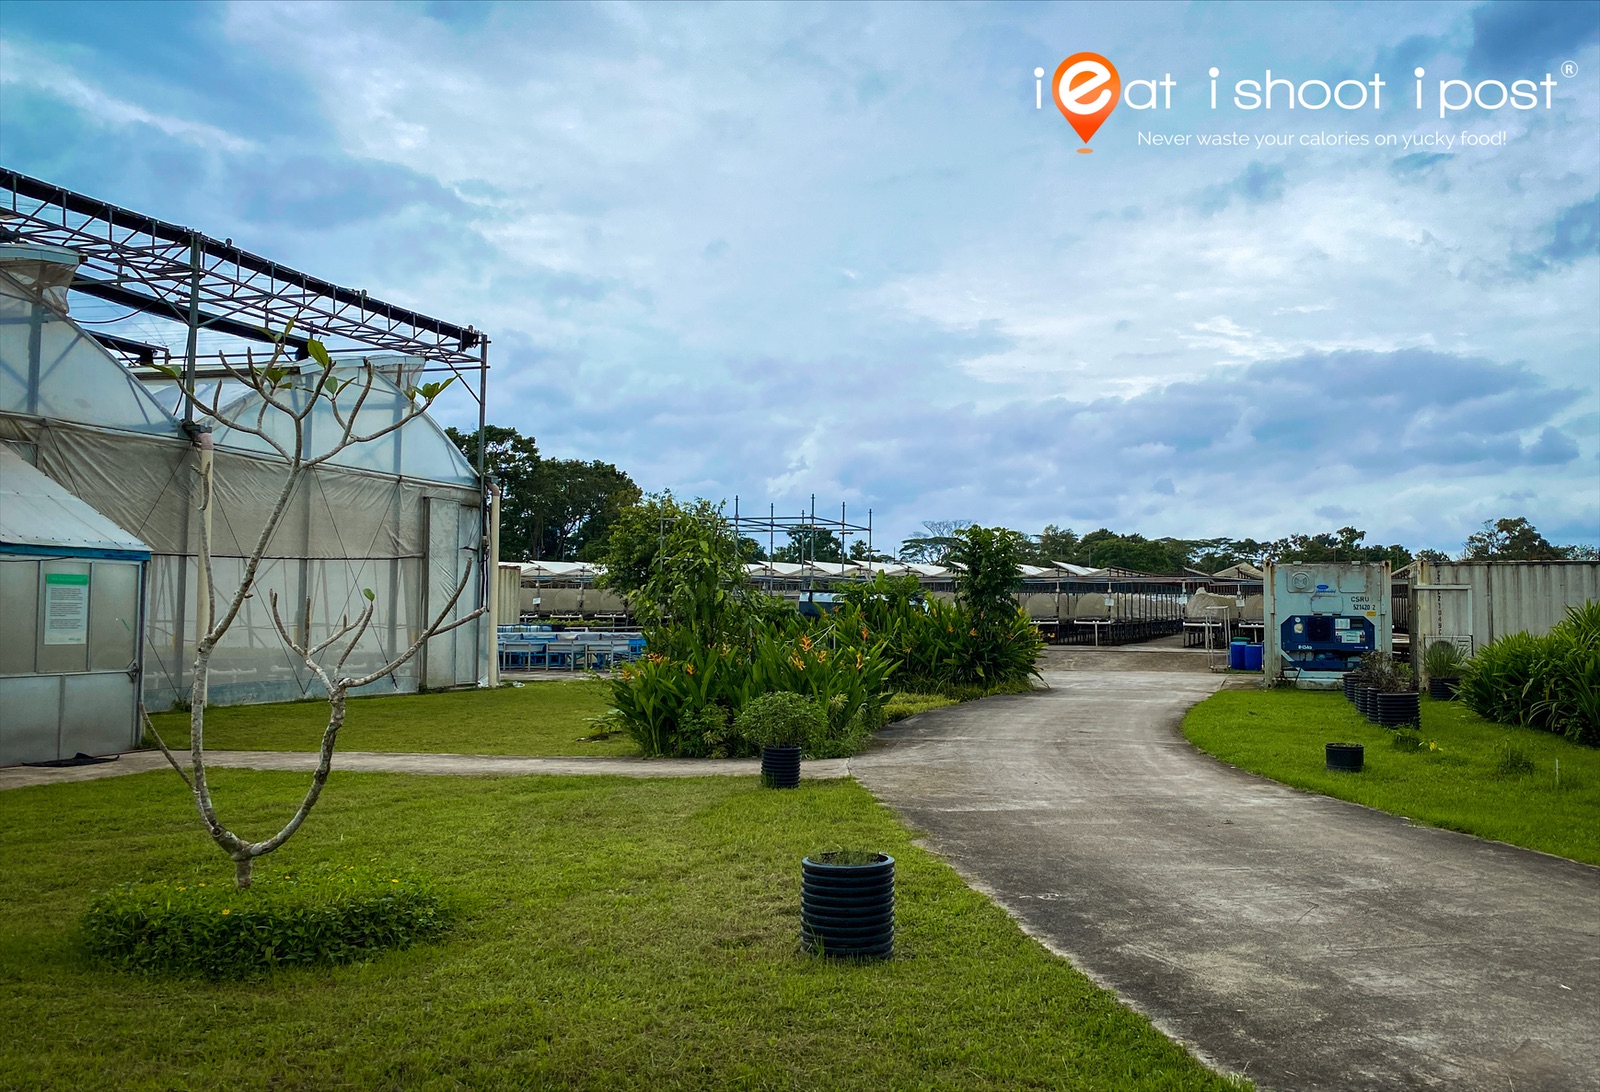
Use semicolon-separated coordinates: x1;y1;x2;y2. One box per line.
0;261;175;434
0;444;150;556
0;254;485;710
142;369;477;486
0;243;76;313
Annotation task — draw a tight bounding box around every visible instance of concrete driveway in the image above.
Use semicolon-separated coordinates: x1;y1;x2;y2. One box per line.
850;650;1600;1091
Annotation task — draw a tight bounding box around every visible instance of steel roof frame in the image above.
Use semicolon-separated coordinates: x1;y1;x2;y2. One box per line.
0;167;489;481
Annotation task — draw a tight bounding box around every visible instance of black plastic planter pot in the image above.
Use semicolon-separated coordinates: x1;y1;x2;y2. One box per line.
1342;675;1359;704
1428;677;1458;702
801;853;894;959
1325;743;1364;773
761;745;801;789
1359;687;1379;721
1375;691;1420;728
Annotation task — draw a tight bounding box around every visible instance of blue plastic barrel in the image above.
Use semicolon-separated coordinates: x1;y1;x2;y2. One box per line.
1243;643;1263;671
1229;639;1248;670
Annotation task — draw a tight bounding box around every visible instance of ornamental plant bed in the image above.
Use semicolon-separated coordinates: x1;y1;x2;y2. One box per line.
82;863;453;979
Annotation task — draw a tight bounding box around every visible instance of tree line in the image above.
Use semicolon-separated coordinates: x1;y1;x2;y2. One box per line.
451;425;1596;572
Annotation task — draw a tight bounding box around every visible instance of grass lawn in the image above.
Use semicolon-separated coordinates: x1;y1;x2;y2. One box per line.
0;772;1243;1091
1183;688;1600;866
147;679;637;757
146;682;1008;759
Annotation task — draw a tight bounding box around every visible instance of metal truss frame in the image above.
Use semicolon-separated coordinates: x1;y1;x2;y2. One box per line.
0;168;489;460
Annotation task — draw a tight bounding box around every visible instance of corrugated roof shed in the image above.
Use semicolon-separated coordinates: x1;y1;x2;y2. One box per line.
0;445;150;558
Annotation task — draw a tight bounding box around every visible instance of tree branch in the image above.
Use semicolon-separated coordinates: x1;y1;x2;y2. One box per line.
139;703;191;791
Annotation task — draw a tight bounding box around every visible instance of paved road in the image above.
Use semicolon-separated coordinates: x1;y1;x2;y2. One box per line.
0;751;851;791
851;657;1600;1091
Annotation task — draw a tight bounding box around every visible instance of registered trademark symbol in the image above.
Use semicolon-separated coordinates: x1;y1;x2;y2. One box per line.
1561;60;1577;78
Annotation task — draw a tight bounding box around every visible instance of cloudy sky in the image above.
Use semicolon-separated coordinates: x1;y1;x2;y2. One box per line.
2;0;1597;553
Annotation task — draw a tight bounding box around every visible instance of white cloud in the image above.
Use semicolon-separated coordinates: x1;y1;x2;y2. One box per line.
5;1;1595;551
0;38;257;153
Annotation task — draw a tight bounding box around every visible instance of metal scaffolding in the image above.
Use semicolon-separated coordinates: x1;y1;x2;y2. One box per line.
0;168;489;478
732;494;876;589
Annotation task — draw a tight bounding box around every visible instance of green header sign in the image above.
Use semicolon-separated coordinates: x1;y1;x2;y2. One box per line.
44;571;90;645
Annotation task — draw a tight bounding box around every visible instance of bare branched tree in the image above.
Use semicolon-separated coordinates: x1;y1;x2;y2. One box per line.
142;330;485;888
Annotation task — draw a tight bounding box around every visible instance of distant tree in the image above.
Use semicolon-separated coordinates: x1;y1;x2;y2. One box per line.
535;458;640;561
1266;527;1411;568
898;519;973;564
1414;548;1452;567
1074;528;1190;574
598;492;725;598
1189;537;1268;572
772;526;844;563
1563;544;1600;561
446;424;541;559
1461;517;1564;561
1022;524;1085;566
848;539;894;563
445;426;639;561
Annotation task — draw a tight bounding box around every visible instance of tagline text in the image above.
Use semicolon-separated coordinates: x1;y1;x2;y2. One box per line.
1136;130;1509;150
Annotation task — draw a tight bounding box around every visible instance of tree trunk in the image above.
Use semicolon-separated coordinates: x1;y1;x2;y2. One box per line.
235;855;253;889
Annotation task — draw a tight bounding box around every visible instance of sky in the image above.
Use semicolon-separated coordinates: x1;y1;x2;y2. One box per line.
2;0;1597;554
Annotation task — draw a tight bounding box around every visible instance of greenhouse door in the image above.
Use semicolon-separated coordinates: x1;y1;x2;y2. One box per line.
422;499;482;689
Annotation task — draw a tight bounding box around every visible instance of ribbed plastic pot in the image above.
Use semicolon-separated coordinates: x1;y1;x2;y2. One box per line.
761;745;801;789
1428;677;1458;702
1358;687;1379;721
801;853;894;959
1376;691;1420;728
1325;743;1364;773
1342;675;1359;703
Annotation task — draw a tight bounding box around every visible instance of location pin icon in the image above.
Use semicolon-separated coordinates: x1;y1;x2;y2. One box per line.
1053;52;1120;147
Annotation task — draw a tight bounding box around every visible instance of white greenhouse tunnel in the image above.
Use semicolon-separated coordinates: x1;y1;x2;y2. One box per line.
0;243;487;766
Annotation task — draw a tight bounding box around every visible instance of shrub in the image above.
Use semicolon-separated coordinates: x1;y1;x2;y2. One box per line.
82;863;453;979
834;572;1042;692
1459;602;1600;746
1423;639;1466;680
735;691;824;748
1346;650;1389;690
606;511;1041;757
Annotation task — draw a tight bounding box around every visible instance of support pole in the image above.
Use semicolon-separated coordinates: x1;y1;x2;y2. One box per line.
486;480;502;689
195;427;214;701
183;234;201;426
477;334;492;685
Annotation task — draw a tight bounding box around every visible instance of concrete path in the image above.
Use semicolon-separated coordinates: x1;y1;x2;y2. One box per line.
0;750;851;791
851;656;1600;1092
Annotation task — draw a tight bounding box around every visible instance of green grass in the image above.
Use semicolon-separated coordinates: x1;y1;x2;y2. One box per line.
0;772;1244;1091
884;691;959;721
147;680;637;757
148;679;1031;760
1183;689;1600;866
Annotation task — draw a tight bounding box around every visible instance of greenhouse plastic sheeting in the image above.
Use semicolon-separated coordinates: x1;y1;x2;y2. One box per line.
0;261;485;712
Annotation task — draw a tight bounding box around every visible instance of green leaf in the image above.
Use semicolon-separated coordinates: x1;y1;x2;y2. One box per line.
362;588;376;602
307;340;333;369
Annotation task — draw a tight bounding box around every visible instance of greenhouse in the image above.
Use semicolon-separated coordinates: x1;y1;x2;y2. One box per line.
0;173;491;750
